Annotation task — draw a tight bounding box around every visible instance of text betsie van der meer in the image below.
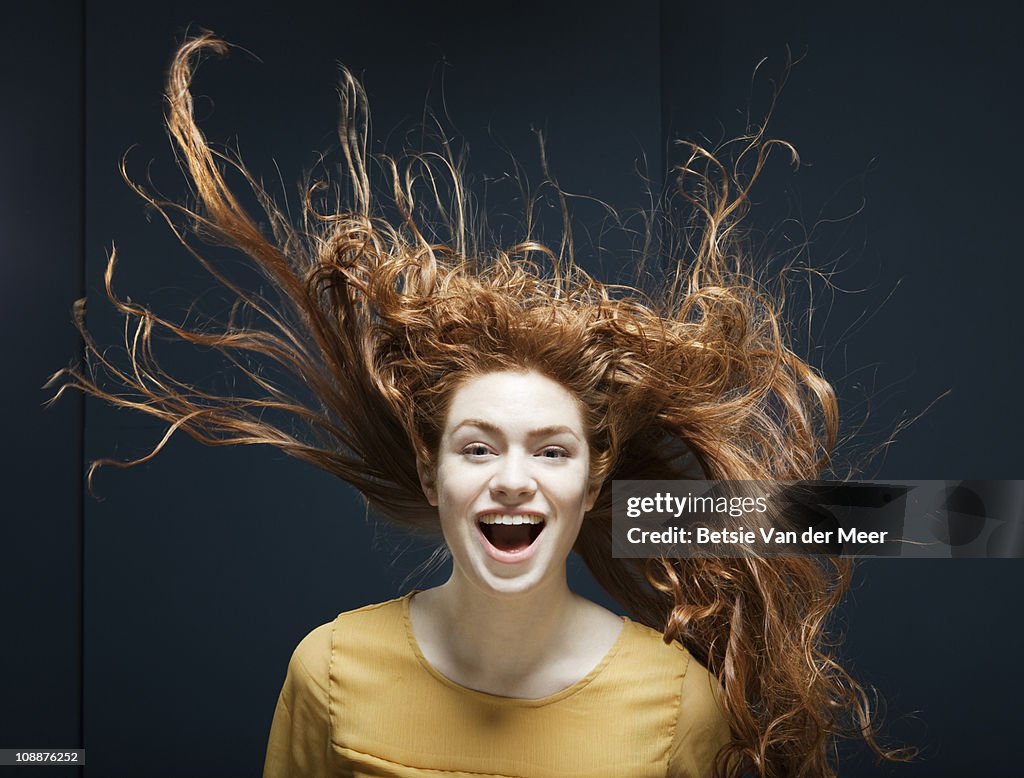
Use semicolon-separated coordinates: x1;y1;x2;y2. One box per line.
616;489;891;557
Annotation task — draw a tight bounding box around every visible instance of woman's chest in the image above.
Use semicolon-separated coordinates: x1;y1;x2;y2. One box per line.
329;662;678;778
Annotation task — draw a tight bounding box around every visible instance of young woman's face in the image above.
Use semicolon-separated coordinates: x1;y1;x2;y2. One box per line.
420;370;599;597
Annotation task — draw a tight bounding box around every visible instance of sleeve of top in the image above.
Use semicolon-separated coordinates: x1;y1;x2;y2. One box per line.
262;622;336;778
666;652;734;778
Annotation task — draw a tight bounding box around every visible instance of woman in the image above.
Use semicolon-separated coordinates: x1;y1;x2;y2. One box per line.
263;367;733;777
47;33;911;777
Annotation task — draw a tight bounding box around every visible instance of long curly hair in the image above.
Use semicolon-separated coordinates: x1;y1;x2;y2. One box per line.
46;33;914;778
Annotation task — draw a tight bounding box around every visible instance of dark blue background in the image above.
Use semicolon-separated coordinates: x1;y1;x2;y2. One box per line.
4;1;1021;775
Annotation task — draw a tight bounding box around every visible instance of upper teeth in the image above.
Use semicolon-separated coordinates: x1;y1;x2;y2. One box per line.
479;514;544;525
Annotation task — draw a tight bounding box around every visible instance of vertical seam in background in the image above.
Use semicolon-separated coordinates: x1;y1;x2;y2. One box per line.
657;0;666;203
77;0;86;773
656;0;668;277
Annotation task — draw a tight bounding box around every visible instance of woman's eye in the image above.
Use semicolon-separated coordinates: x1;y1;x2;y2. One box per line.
538;446;569;459
462;444;492;457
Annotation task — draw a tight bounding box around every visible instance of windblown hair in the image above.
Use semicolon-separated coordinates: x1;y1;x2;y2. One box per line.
46;33;913;778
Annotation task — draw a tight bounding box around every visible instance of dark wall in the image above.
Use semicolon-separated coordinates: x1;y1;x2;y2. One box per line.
1;2;85;777
660;5;1024;775
2;1;1021;776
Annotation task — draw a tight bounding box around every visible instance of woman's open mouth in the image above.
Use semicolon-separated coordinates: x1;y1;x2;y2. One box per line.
477;513;546;559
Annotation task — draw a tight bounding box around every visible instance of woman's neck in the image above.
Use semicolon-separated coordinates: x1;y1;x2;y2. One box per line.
410;572;603;698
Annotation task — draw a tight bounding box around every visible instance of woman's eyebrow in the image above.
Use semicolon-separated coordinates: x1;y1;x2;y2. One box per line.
451;419;581;441
530;425;581;441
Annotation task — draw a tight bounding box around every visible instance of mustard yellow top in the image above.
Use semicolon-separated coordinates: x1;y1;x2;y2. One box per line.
262;593;731;778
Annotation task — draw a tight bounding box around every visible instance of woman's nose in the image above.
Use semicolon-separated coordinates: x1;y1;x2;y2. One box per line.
489;452;536;499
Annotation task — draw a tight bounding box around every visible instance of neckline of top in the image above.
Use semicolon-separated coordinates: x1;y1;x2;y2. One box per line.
400;589;631;708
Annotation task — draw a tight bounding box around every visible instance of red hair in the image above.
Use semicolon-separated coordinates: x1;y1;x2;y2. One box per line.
46;33;913;777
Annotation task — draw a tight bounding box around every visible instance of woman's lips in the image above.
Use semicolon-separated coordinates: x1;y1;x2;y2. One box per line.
476;513;546;563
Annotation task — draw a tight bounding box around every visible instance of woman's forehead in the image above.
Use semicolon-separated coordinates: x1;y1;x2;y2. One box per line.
443;370;585;436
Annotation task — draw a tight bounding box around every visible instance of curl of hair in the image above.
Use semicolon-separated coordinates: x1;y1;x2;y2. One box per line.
45;33;915;778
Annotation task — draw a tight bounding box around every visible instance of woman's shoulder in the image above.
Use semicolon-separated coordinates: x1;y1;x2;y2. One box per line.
630;622;721;705
265;598;406;778
614;621;731;775
604;619;725;714
285;595;410;687
617;618;694;676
